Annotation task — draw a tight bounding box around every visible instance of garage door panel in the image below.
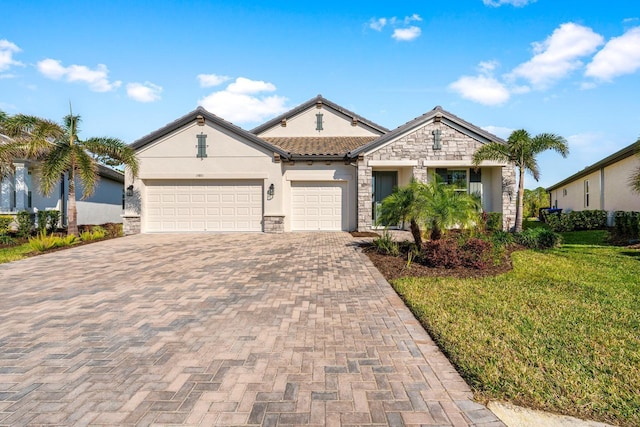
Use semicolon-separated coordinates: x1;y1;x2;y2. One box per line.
291;182;346;231
145;180;263;232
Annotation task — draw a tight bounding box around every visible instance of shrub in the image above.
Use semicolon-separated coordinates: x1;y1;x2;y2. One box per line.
0;215;13;235
484;212;503;232
423;237;493;269
28;232;79;252
46;211;60;233
516;227;562;249
36;210;48;234
0;235;16;246
491;230;515;247
543;210;608;232
80;227;107;242
372;230;399;256
16;211;34;238
613;211;639;240
103;222;123;238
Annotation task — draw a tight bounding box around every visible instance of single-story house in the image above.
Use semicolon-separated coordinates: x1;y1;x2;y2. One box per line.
547;140;640;213
0;155;125;226
123;95;516;234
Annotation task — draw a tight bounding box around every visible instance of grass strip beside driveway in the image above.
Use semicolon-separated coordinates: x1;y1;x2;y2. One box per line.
392;230;640;427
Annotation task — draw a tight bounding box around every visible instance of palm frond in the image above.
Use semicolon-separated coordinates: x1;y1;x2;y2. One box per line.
39;143;71;196
531;133;569;157
472;142;512;167
73;146;98;199
82;137;139;176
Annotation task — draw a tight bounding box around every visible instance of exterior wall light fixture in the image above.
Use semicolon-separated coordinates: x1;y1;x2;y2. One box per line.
126;185;134;197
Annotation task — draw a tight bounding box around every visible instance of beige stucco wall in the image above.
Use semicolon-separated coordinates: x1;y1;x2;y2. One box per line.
125;121;283;232
602;155;640;211
257;106;380;137
551;169;601;212
282;162;357;231
550;156;640;213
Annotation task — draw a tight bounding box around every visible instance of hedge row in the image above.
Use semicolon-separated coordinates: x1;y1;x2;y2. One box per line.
542;210;608;232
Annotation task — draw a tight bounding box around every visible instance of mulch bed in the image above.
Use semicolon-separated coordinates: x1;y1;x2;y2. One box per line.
360;242;517;281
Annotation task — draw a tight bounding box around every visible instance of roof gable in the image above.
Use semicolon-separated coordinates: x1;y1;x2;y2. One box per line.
130;107;290;158
251;94;389;137
349;106;505;157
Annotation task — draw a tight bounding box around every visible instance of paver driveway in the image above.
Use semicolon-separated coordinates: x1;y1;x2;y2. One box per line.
0;233;503;426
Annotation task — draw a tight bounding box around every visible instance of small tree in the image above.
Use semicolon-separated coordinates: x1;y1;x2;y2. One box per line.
523;186;549;219
473;129;568;232
376;175;482;245
0;109;139;235
376;179;424;246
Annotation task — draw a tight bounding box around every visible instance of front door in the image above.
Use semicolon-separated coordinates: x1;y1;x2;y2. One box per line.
372;171;397;226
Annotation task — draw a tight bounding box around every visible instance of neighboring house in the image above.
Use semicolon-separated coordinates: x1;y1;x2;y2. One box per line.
547;141;640;213
124;95;516;234
0;156;125;226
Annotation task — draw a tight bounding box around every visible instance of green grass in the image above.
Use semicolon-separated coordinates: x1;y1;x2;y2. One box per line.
0;242;33;263
392;230;640;426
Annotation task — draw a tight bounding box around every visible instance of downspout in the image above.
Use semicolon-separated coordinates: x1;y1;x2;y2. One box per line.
600;167;605;210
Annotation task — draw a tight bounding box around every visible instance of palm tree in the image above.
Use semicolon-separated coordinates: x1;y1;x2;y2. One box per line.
376;175;482;245
376;179;424;246
419;174;482;241
472;129;568;232
0;110;138;235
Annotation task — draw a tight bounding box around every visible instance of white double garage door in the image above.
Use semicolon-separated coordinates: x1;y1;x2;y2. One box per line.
144;180;347;232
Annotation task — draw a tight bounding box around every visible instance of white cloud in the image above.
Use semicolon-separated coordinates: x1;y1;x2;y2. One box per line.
482;125;515;140
0;39;23;72
367;14;422;41
510;23;604;88
483;0;536;6
37;58;121;92
227;77;276;94
197;73;231;88
392;26;422;42
369;18;387;31
585;27;640;81
127;82;162;102
449;75;511;105
198;77;288;124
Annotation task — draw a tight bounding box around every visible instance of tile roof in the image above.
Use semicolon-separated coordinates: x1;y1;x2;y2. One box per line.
262;136;378;156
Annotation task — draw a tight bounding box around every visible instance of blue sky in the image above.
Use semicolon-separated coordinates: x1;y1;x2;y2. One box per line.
1;0;639;188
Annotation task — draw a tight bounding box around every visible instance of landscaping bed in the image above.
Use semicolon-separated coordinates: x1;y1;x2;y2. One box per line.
364;229;640;427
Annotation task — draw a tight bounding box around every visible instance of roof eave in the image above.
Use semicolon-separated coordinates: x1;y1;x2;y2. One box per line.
547;141;639;191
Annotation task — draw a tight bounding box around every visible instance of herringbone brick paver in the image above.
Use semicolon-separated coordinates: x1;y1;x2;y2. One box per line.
0;233;503;426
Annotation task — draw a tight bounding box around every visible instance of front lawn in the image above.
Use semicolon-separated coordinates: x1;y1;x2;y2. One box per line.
391;230;639;426
0;242;33;264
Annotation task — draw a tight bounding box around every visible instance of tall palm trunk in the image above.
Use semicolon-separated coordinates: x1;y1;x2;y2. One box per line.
67;168;78;236
515;166;525;232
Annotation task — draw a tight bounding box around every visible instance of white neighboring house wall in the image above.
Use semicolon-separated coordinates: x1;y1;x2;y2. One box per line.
0;161;124;225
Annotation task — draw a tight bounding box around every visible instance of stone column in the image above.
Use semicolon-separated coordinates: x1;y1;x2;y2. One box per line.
13;163;28;211
0;175;12;211
357;158;372;231
501;165;517;231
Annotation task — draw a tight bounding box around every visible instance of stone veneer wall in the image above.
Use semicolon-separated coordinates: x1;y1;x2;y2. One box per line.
357;120;517;231
500;164;517;231
263;215;284;233
123;216;141;235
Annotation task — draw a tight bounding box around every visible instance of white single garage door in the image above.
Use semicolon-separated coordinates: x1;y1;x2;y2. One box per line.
145;180;263;232
291;181;346;231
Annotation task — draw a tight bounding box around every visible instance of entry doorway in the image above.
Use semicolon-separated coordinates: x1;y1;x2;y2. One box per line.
372;171;397;226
